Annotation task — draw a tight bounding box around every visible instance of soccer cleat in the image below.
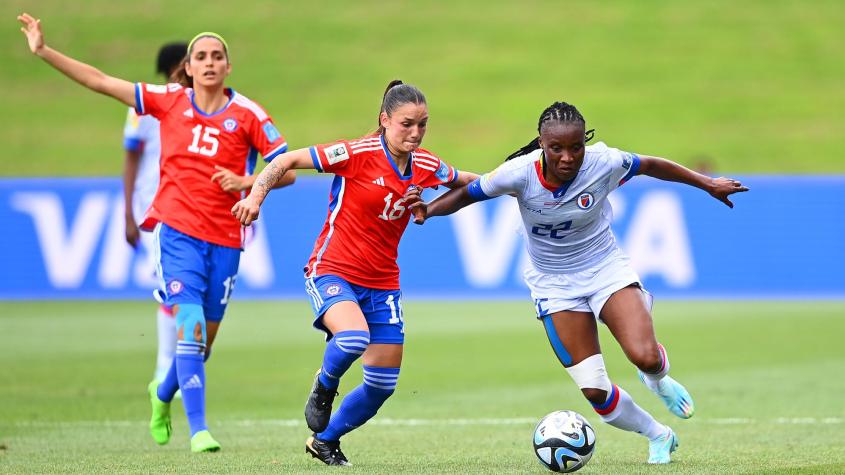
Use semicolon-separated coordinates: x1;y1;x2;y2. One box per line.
147;380;172;445
648;428;678;464
305;372;338;433
305;434;351;466
638;372;695;419
190;430;221;453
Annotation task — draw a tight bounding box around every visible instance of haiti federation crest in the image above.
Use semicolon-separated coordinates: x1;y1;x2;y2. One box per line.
577;192;595;210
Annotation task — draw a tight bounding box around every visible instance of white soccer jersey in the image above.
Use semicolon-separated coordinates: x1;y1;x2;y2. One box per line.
477;142;640;273
123;107;161;222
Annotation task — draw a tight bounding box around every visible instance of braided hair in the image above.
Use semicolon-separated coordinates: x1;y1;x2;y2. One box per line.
376;80;427;135
505;101;595;161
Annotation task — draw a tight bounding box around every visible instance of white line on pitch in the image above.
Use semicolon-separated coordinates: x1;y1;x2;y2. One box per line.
10;417;844;428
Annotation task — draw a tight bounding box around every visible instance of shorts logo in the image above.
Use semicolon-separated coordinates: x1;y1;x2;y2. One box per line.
262;122;281;143
168;280;184;295
577;192;595;210
223;118;238;132
324;144;349;165
326;284;341;296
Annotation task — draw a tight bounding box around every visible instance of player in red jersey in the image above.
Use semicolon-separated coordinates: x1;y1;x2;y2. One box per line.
233;80;477;466
18;14;295;453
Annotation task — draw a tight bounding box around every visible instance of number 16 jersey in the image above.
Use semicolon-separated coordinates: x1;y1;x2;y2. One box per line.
307;134;459;289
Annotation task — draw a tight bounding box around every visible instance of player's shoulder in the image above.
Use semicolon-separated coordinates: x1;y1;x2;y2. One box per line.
412;147;443;171
345;134;383;156
230;90;270;122
497;148;542;174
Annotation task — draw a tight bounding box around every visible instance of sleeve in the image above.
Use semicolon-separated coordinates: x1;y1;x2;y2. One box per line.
248;115;288;162
308;140;357;177
606;146;641;191
477;161;525;198
412;151;458;189
133;82;181;120
122;108;143;152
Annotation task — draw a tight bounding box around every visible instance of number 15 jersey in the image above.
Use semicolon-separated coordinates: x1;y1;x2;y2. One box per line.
134;83;288;248
307;134;459;289
475;142;640;274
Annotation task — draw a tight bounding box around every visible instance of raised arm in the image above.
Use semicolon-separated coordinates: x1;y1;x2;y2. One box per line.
18;13;135;107
231;148;314;225
637;155;749;208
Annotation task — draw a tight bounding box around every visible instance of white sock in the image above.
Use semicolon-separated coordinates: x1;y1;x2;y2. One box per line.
640;343;670;392
598;385;667;440
154;306;177;381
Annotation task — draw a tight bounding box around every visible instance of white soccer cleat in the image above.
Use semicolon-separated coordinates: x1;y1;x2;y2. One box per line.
638;372;695;419
647;427;678;464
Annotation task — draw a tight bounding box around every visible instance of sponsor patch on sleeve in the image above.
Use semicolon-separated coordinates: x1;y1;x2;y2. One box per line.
621;153;632;170
145;84;168;94
262;122;281;143
435;161;451;182
324;143;350;165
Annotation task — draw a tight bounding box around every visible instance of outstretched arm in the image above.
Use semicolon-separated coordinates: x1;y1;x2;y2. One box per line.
18;13;135;107
638;155;749;208
231;148;313;225
405;180;485;224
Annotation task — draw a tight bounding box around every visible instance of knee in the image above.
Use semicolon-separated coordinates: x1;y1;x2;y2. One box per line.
626;344;661;372
175;304;206;344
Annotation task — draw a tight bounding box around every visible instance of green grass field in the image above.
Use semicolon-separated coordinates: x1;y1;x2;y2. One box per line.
2;300;844;473
2;0;844;176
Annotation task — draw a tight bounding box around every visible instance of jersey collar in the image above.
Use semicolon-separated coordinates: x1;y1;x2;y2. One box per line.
189;87;236;117
535;153;577;199
380;135;412;181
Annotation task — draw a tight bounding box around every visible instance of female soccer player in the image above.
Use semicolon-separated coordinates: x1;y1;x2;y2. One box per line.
18;14;296;452
232;80;477;466
404;101;748;464
122;41;187;387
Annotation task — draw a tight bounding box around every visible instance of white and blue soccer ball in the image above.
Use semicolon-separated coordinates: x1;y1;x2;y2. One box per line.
532;410;596;473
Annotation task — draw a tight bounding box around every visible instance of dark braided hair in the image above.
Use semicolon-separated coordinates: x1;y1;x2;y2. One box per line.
505;101;595;161
376;79;427;135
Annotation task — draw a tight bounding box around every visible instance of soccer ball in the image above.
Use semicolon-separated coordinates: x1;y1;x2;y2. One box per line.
532;410;596;473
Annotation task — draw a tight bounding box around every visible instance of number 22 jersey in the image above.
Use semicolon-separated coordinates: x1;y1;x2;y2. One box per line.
134;83;288;248
307;134;459;289
475;142;640;274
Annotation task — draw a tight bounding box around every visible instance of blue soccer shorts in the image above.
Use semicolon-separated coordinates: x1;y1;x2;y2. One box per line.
304;274;405;344
154;223;241;322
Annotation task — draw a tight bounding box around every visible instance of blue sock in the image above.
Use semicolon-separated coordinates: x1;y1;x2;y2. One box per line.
177;344;207;436
318;365;399;442
157;359;179;402
318;330;370;390
172;304;208;437
155;345;210;403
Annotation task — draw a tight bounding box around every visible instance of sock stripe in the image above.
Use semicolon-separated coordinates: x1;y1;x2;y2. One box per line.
592;384;620;415
176;341;206;355
363;366;400;390
656;344;668;373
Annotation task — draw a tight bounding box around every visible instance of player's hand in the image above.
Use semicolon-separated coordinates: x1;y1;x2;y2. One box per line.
232;196;261;225
403;185;428;224
708;176;749;208
212;165;247;192
17;13;45;55
125;220;140;248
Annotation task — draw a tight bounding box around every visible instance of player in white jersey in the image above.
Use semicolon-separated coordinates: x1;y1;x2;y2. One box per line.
122;42;187;383
406;101;748;464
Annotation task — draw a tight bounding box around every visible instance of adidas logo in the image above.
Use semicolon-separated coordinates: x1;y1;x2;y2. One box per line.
183;374;203;390
183;108;193;118
372;177;385;186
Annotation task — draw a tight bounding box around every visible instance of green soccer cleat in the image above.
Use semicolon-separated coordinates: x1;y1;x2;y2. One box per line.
191;430;221;453
648;428;678;464
147;380;172;445
638;372;695;419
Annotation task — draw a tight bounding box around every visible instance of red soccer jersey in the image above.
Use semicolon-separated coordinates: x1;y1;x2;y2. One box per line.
306;134;459;289
134;83;288;248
